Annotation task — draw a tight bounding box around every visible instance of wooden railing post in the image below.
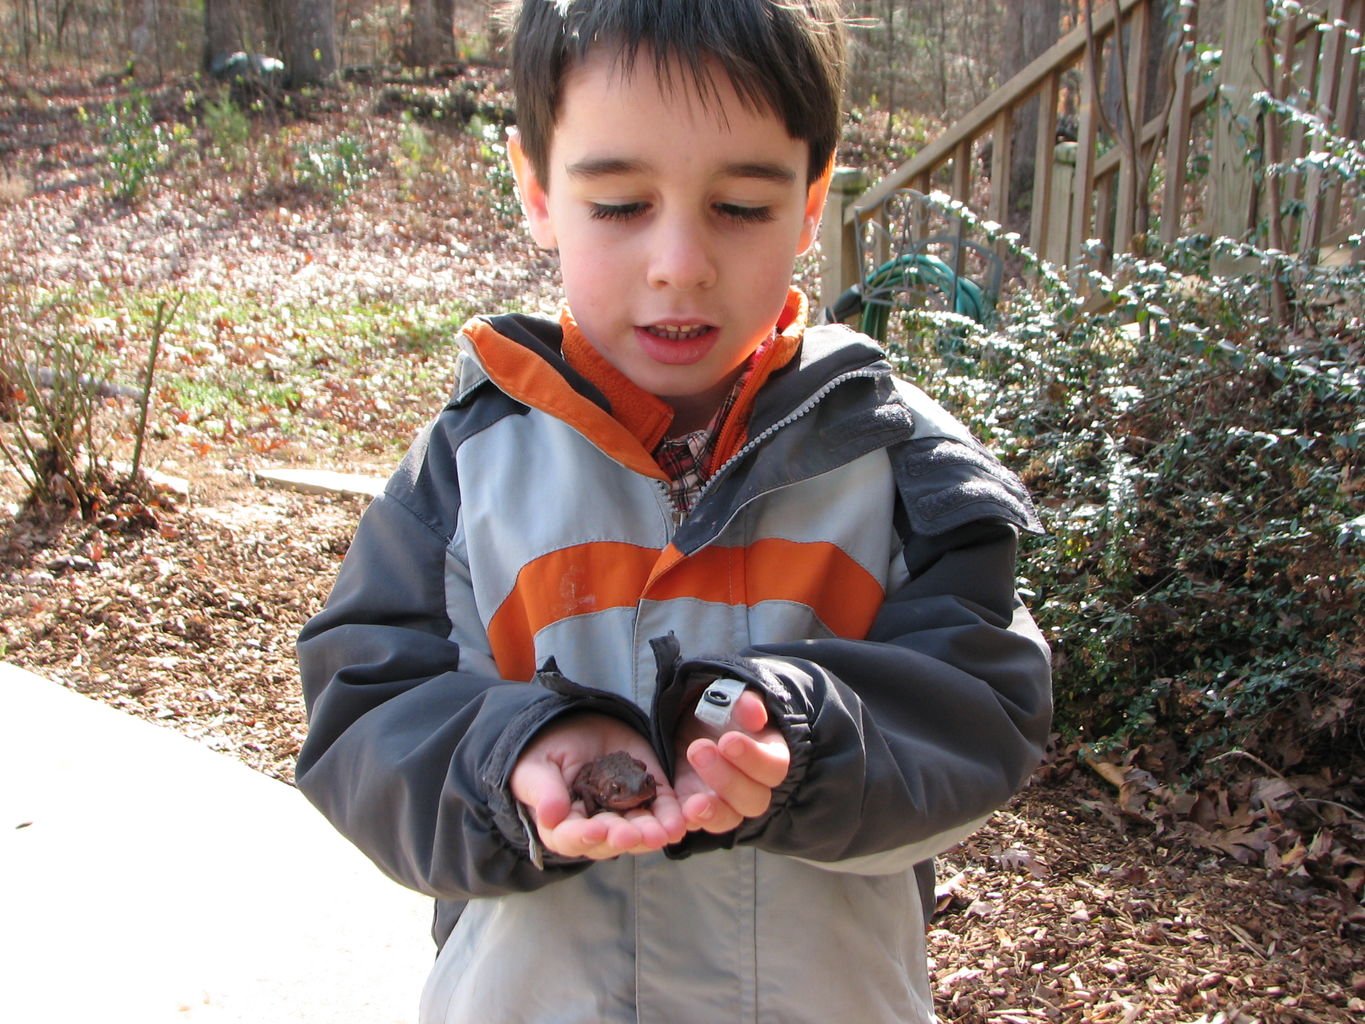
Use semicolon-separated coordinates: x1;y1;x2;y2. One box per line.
1043;141;1078;267
1300;0;1357;256
820;167;868;312
1029;73;1063;256
1113;0;1151;253
1160;1;1200;245
1210;0;1265;273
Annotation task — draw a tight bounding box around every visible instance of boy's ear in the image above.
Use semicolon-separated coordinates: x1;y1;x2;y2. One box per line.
506;127;557;250
797;158;836;257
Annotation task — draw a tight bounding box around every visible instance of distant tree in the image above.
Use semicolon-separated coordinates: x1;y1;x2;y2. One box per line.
408;0;438;65
1003;0;1062;222
435;0;456;54
262;0;288;57
281;0;336;87
406;0;456;65
203;0;243;72
130;0;159;79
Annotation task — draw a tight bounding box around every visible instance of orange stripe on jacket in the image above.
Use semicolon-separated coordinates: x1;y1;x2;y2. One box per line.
487;542;661;681
487;537;884;681
646;538;885;640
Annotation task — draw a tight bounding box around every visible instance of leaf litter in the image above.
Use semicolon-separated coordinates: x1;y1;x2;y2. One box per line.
0;71;1361;1022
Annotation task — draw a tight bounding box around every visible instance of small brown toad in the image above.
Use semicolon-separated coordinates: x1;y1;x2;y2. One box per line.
571;751;658;816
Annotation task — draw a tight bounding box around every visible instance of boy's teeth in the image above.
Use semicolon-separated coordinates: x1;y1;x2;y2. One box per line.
649;324;709;341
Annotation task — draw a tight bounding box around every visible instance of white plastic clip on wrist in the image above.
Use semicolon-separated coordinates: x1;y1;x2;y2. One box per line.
694;677;747;731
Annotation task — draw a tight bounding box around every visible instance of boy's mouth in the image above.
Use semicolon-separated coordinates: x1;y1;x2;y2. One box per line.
641;323;712;342
635;322;719;366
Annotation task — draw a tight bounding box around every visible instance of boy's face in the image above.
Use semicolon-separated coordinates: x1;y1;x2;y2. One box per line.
509;49;831;432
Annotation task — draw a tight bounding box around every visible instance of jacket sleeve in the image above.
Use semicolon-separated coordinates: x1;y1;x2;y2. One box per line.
294;429;648;900
656;447;1052;873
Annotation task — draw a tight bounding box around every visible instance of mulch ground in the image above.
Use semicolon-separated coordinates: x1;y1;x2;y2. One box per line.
1;472;1360;1022
1;69;1361;1022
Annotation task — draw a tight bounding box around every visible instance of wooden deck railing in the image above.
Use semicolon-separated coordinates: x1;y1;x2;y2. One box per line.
821;0;1364;305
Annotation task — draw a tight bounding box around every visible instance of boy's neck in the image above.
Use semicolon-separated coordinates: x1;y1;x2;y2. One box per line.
661;364;757;438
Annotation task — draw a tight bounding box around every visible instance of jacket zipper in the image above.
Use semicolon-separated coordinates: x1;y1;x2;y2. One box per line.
696;367;887;510
656;477;683;533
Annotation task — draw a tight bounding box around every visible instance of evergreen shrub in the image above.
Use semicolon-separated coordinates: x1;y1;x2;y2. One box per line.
883;198;1363;783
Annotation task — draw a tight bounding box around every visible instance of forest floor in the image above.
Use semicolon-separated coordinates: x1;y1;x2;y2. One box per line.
1;69;1361;1022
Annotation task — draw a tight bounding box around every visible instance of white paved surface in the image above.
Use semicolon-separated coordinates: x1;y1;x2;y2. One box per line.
0;662;434;1023
255;468;387;499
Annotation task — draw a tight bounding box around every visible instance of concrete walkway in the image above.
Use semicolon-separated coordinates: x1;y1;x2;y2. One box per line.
0;662;434;1023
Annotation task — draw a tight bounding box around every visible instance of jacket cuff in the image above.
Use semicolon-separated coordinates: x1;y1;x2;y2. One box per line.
652;650;814;858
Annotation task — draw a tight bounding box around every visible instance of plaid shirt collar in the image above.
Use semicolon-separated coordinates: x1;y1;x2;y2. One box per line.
653;366;752;519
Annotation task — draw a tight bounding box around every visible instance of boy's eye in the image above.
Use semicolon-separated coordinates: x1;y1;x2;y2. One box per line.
589;202;647;222
587;202;776;225
715;203;775;225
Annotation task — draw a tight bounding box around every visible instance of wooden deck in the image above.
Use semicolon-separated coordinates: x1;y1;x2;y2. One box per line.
822;0;1364;304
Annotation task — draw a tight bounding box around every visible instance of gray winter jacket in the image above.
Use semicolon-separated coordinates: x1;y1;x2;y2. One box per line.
296;309;1052;1022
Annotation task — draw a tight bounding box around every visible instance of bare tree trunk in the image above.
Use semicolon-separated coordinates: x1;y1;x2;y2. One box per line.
408;0;439;66
259;0;287;56
282;0;337;87
18;0;30;69
55;0;76;49
130;0;159;80
203;0;241;72
931;3;949;115
435;0;456;57
1140;2;1170;124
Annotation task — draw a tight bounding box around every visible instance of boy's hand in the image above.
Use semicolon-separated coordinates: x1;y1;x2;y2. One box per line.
510;713;686;861
673;689;790;834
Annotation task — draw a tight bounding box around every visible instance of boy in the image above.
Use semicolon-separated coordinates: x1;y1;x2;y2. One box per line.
296;1;1052;1020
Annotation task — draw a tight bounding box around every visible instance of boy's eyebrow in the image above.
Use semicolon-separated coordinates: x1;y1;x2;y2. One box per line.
723;161;798;184
565;157;797;184
566;158;650;180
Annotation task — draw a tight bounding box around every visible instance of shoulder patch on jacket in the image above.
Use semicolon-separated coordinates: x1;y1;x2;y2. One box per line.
383;384;527;540
451;348;491;406
883;376;1043;536
890;378;976;445
890;437;1043;536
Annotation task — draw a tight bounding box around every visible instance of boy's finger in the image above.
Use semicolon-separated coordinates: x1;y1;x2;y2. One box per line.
540;815;610;858
717;729;790;789
511;761;573;826
629;792;687;845
686;739;774;820
534;792;573;832
601;816;647;852
731;689;770;733
620;814;671;850
546;797;689;858
680;791;743;834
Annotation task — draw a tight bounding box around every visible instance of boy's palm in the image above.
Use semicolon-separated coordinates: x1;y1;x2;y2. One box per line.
509;693;790;861
510;713;687;860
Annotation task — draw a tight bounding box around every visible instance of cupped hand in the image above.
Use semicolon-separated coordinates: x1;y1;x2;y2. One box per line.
509;713;687;860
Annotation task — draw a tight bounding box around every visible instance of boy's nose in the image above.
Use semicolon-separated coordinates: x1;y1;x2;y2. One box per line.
646;217;717;291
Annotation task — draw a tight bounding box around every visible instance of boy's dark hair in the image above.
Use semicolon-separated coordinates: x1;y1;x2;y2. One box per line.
507;0;846;186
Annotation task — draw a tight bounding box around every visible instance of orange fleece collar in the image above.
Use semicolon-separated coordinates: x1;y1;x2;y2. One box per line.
561;289;809;468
